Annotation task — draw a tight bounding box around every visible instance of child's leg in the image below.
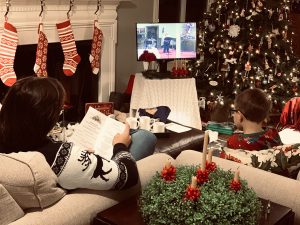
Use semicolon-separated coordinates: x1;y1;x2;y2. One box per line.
129;129;157;160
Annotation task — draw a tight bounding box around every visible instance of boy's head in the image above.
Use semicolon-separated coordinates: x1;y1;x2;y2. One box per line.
233;88;271;127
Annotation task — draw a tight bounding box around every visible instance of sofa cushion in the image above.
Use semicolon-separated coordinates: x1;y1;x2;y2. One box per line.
0;152;66;209
0;184;24;225
176;150;300;225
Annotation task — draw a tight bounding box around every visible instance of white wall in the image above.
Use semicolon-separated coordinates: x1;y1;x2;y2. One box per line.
115;0;154;93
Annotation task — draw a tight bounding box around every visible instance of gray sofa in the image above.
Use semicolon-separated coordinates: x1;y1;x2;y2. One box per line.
1;150;300;225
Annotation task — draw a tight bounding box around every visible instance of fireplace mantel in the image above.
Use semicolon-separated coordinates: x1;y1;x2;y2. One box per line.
0;0;126;101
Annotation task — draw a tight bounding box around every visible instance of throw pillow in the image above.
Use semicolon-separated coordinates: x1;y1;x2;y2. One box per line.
0;152;66;209
219;145;300;178
0;184;24;225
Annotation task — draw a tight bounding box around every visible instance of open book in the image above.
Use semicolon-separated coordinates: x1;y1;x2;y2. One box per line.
68;107;125;159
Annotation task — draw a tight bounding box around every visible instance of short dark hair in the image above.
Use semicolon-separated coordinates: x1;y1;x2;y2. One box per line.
234;88;272;123
0;77;65;152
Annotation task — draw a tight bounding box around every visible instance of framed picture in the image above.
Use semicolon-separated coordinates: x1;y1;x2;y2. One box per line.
85;102;114;116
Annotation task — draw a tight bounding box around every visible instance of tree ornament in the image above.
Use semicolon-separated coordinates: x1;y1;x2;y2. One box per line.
228;25;240;38
268;9;274;18
209;80;218;86
240;9;245;17
292;76;299;83
267;36;272;49
265;58;270;69
272;28;280;36
225;58;237;64
209;47;216;54
268;74;274;82
248;44;254;52
221;62;230;71
208;24;216;32
216;40;222;49
279;13;284;21
262;79;268;84
216;94;224;103
245;61;251;71
251;0;256;9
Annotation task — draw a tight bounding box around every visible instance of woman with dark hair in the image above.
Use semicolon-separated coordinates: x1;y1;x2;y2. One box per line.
0;76;156;190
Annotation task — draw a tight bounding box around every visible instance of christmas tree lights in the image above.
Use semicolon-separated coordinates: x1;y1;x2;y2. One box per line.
187;0;300;112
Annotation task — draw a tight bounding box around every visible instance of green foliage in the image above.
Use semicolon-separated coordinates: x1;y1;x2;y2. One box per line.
139;166;262;225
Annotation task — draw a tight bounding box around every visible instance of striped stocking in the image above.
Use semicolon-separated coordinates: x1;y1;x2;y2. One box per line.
0;21;18;86
56;20;81;76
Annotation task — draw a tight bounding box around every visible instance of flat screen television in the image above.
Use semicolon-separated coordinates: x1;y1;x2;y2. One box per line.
136;22;197;72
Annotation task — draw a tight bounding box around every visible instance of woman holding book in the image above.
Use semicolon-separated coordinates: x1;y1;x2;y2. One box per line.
0;77;156;190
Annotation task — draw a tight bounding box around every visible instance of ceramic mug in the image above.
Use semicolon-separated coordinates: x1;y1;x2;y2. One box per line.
152;122;165;133
139;116;153;131
126;117;140;129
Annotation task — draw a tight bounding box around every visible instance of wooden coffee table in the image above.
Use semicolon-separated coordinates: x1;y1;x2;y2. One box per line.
93;196;294;225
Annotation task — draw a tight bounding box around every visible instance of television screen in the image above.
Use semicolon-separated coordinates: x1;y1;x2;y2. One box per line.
136;22;197;60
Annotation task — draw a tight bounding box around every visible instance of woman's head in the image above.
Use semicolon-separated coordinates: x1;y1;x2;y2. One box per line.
0;77;65;151
234;88;272;123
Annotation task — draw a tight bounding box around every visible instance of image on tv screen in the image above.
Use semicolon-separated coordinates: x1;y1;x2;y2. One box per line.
136;22;197;60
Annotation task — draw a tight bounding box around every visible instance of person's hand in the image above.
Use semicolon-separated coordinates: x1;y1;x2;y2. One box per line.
112;123;131;147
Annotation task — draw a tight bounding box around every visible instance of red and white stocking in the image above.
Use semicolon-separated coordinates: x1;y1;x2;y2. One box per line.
34;24;48;77
0;21;18;86
56;20;81;76
89;20;103;75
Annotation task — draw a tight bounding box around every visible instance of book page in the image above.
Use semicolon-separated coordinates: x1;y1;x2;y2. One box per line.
68;107;125;159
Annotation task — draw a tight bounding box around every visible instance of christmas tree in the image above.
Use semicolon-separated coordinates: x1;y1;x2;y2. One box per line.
187;0;300;112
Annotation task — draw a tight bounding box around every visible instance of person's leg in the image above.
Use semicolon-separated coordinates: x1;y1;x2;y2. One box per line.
129;129;157;160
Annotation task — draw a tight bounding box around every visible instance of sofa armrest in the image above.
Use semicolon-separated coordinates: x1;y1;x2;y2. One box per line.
137;153;175;188
175;150;300;225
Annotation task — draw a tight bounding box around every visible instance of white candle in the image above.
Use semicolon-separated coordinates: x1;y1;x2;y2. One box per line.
234;169;240;182
201;130;209;170
207;149;213;163
191;176;197;188
165;159;171;169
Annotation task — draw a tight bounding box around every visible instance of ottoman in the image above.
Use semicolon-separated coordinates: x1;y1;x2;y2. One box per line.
154;127;204;158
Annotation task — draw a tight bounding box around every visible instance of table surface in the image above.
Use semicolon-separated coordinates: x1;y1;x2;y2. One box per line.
130;73;202;130
93;196;294;225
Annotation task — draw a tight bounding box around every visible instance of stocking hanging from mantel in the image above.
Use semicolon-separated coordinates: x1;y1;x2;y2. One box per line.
34;23;48;77
0;21;18;86
89;20;103;75
56;19;81;76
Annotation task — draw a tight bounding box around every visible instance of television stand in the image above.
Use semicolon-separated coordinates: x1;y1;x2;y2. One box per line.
142;70;172;79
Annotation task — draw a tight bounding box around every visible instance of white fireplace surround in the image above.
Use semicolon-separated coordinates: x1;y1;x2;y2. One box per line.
0;0;124;102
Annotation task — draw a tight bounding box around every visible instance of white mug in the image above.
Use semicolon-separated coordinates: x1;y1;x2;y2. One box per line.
139;116;152;131
152;122;165;133
126;117;140;129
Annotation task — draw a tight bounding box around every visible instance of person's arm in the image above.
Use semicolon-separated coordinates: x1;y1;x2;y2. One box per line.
51;125;139;191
